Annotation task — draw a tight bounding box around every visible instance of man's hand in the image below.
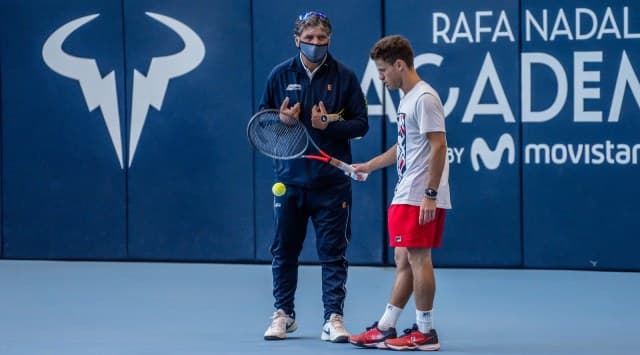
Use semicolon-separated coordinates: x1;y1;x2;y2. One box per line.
279;97;300;124
352;162;374;176
419;198;437;225
311;101;330;130
350;162;373;182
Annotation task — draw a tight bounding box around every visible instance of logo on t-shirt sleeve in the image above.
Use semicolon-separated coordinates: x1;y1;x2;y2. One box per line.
397;113;407;176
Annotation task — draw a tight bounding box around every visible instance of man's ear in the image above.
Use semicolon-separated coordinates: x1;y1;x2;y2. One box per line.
294;35;300;48
394;59;404;71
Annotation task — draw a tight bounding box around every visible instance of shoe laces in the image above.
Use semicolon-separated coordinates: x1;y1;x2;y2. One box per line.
366;321;379;331
268;310;289;331
401;323;420;335
329;314;346;332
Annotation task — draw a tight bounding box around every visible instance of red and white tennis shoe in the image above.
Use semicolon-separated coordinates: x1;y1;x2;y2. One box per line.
384;324;440;351
349;321;397;348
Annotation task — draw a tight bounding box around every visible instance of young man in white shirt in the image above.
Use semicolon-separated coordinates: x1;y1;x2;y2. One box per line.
349;35;451;351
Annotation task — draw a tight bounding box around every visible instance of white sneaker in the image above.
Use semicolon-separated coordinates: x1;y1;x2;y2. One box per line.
264;309;298;340
320;313;350;343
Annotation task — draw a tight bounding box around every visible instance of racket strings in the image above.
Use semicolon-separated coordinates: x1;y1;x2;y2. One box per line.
248;111;308;159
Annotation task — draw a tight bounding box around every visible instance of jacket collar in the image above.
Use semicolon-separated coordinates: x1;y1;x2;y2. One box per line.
289;52;335;74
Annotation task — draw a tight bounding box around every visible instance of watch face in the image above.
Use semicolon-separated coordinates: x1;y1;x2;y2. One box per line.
425;188;437;197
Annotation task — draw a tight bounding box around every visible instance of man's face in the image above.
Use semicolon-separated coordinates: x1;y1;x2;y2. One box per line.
375;58;401;90
295;25;330;46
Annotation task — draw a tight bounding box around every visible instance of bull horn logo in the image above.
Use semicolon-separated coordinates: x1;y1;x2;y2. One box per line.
42;12;205;168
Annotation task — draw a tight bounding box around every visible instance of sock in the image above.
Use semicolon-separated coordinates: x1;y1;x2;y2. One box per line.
378;304;402;330
416;309;433;333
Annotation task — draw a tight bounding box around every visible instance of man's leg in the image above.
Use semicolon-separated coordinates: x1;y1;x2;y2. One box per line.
377;247;412;330
264;186;308;340
310;183;351;320
349;216;415;348
382;247;439;350
383;207;444;351
388;247;414;308
407;248;435;312
407;209;446;336
270;186;307;316
311;183;351;342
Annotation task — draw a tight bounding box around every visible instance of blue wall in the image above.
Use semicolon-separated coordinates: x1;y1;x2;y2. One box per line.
122;1;255;262
1;0;639;271
1;0;128;259
520;0;640;269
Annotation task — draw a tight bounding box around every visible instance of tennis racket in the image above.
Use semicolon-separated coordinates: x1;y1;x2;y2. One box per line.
247;109;367;181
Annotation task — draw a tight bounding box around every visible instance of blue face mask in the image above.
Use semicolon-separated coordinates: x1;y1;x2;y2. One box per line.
298;41;328;63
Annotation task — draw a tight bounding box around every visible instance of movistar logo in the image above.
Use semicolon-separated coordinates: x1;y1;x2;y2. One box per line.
470;133;515;171
42;12;205;168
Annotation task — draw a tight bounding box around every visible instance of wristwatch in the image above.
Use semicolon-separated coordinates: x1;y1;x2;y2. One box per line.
425;188;438;200
320;113;343;123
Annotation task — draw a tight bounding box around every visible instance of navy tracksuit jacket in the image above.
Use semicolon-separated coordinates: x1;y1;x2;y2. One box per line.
259;53;368;321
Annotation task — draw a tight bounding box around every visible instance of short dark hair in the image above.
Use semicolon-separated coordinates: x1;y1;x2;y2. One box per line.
370;35;414;69
294;11;332;36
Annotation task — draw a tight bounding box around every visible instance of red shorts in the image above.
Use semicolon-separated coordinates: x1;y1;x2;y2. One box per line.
387;204;446;248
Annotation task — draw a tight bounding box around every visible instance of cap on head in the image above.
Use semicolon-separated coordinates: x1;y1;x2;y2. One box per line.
294;11;332;36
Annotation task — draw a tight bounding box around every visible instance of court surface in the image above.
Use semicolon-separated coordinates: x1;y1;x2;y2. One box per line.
1;260;638;354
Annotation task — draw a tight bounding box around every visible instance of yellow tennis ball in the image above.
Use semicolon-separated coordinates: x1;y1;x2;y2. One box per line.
272;182;286;197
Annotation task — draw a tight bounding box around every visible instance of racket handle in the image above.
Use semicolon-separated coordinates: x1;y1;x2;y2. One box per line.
330;159;368;182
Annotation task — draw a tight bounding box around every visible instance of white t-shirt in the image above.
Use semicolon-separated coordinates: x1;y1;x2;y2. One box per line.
392;81;452;209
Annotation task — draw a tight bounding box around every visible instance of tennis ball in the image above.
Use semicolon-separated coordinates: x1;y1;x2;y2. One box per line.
272;182;286;197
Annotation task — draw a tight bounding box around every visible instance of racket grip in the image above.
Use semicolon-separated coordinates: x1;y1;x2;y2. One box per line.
332;159;368;182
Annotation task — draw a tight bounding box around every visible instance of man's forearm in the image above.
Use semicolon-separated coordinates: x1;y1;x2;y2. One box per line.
426;140;446;190
368;144;397;171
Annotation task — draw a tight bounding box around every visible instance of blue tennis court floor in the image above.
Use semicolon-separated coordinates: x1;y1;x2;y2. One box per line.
1;260;637;354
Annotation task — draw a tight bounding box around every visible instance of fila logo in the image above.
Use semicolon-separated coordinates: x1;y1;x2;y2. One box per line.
42;12;205;169
469;133;515;171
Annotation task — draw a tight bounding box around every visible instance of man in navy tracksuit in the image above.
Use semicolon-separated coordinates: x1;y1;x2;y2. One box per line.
259;11;368;343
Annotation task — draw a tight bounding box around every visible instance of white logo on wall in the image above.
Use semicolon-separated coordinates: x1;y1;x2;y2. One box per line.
360;6;640;171
470;134;515;171
42;12;205;169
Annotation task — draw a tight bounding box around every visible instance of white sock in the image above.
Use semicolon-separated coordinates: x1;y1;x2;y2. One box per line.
378;304;402;330
416;309;433;333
